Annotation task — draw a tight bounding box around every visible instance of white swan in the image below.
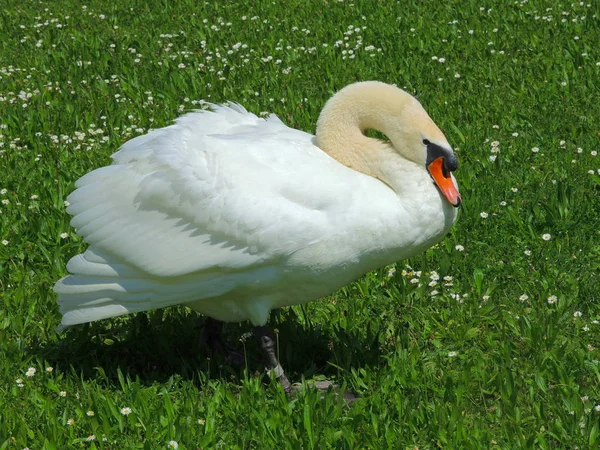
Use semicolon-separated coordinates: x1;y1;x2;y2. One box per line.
54;81;460;390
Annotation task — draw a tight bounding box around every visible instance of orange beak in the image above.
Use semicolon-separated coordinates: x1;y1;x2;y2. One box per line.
427;157;462;207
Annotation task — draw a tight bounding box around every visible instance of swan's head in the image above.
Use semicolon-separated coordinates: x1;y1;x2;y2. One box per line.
316;81;462;207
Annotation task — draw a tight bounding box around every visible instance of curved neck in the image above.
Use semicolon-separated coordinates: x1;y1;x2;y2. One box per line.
316;83;396;177
315;82;434;186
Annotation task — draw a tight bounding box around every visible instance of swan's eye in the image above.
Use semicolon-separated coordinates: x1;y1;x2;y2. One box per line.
422;139;431;146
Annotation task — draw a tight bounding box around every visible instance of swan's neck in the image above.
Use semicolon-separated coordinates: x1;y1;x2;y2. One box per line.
314;81;445;191
315;84;396;180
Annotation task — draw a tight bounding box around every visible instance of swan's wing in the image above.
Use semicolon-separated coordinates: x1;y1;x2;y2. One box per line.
64;104;348;278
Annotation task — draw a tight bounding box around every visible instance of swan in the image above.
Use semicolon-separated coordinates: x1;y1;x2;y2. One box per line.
54;81;461;393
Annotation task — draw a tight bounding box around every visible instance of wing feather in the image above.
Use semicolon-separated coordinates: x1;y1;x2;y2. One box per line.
64;106;339;280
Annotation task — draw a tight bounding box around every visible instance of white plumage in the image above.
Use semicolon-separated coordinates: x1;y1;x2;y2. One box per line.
54;81;460;328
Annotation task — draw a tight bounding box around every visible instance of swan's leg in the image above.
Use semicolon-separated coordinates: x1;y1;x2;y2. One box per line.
254;325;357;403
202;317;245;366
254;325;293;393
203;316;223;348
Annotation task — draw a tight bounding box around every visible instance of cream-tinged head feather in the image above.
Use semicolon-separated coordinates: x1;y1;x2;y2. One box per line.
315;81;453;190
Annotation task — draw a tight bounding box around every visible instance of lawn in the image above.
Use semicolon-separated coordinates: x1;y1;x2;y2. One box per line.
1;0;600;448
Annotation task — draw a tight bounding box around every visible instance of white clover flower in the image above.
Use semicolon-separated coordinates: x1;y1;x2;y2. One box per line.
455;245;464;252
532;147;539;153
500;201;507;206
167;441;179;449
524;250;531;256
489;155;497;162
573;311;582;318
448;351;457;357
1;240;8;246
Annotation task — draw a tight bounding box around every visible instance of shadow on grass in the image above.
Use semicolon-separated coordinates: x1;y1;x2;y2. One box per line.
27;306;383;387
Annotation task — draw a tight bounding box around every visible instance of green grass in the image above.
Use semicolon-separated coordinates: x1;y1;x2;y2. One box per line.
1;0;600;448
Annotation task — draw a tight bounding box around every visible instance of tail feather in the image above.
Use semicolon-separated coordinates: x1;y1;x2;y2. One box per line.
54;247;236;327
55;274;155;295
66;254;143;278
60;304;134;327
